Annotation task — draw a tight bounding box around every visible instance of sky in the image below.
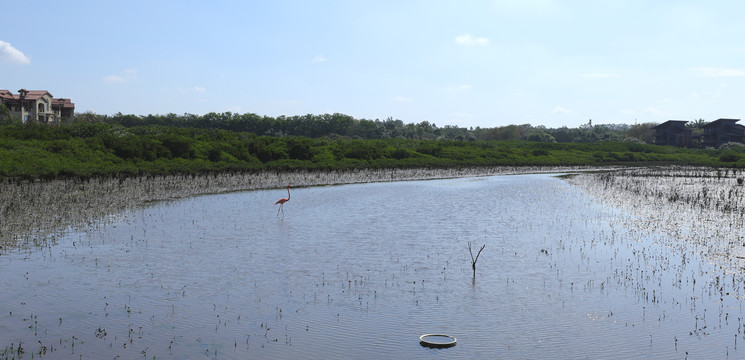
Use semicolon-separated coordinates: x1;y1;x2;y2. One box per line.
2;1;745;129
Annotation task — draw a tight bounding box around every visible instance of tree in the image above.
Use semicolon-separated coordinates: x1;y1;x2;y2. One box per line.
625;123;657;144
74;111;106;123
524;129;556;142
686;118;707;129
0;103;18;125
480;125;523;140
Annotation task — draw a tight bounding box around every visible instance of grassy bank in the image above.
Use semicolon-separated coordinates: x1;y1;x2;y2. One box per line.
0;123;740;181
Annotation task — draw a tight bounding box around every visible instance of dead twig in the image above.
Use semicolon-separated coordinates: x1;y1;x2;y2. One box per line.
468;241;485;276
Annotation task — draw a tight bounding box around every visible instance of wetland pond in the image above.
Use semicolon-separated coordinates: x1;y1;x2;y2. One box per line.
2;173;745;359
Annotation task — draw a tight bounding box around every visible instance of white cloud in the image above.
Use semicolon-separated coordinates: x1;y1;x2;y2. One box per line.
454;34;490;46
313;55;326;63
103;69;137;83
193;86;206;93
692;67;745;77
103;75;126;83
393;96;413;102
0;41;30;65
552;106;574;114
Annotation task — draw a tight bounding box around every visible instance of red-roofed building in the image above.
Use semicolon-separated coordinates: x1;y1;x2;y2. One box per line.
0;88;75;123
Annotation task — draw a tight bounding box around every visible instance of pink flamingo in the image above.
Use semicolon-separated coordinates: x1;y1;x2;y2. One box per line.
275;185;291;217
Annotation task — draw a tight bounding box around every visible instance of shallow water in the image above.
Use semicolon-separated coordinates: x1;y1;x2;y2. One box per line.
2;174;744;359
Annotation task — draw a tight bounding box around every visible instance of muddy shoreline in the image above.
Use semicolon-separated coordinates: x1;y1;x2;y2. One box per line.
0;166;599;249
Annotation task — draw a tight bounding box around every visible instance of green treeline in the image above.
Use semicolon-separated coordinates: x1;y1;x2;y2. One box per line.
67;111;656;143
1;121;741;181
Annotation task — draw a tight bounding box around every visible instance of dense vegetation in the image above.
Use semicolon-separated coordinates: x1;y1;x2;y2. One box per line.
1;119;742;181
64;111;658;143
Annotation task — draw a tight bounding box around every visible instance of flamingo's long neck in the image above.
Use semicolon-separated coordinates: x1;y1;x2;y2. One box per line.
287;186;291;200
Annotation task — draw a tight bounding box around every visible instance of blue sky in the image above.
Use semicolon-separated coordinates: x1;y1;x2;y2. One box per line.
2;1;745;129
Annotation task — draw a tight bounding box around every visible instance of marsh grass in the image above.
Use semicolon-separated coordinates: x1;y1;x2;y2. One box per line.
568;166;745;274
0;166;598;251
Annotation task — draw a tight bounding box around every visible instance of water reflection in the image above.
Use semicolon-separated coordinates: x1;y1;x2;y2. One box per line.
1;174;743;359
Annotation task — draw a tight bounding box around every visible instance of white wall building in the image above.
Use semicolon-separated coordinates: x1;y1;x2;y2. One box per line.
0;89;75;123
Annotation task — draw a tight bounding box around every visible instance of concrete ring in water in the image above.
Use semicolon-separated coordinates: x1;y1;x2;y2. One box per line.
419;334;457;348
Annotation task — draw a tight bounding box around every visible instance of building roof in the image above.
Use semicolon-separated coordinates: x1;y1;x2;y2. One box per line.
0;89;72;106
652;120;688;129
51;98;75;109
0;89;15;100
703;118;741;128
22;90;53;100
0;89;54;100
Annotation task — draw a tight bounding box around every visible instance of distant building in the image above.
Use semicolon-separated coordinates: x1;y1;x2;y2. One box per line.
701;118;745;148
652;120;692;147
0;89;75;124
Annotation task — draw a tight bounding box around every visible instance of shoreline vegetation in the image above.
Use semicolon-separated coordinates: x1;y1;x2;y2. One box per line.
3;119;745;251
0;166;599;249
567;166;745;273
2;121;745;182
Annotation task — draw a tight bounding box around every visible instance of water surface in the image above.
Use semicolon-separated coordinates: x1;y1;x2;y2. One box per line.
2;174;743;359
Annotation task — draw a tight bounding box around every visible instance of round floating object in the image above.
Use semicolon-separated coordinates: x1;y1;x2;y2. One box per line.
419;334;457;348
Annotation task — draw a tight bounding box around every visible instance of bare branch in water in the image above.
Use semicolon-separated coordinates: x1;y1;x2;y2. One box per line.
468;241;485;276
